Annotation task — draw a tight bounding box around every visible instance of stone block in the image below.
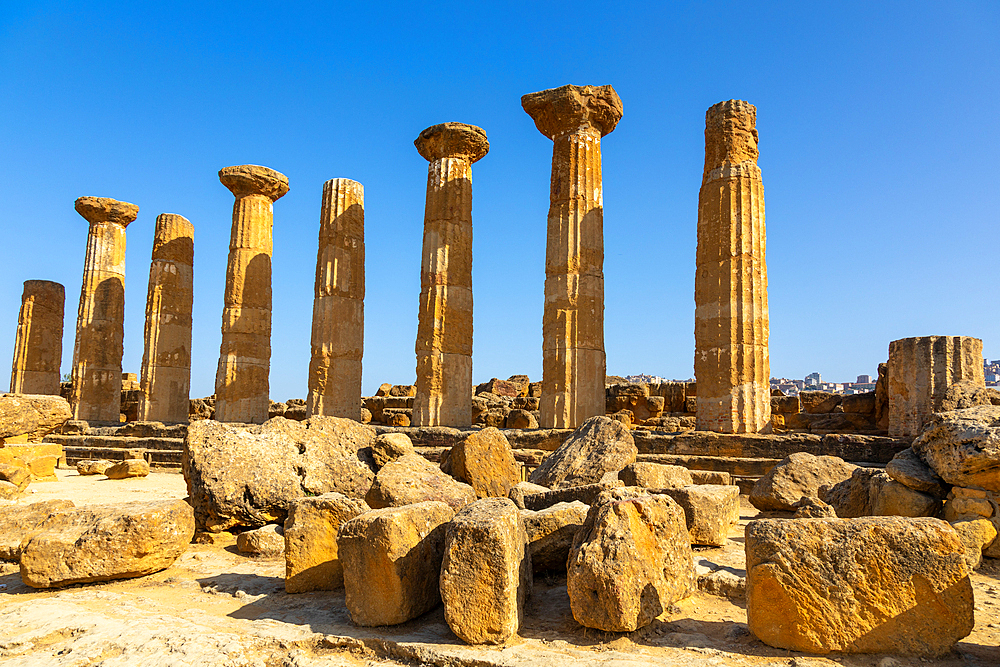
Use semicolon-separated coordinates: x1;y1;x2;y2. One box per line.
0;499;75;561
528;416;636;490
618;462;693;489
521;501;588;573
284;492;370;593
658;484;739;546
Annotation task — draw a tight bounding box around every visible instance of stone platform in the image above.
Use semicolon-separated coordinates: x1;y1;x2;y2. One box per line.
44;421;187;470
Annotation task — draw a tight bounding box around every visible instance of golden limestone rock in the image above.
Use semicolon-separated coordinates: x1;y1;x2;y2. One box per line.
0;499;75;561
694;100;770;434
440;498;531;645
236;524;284;556
139;214;194;423
522;85;621;429
749;452;858;512
618;462;693;489
528;416;636;490
10;280;64;396
567;488;695;632
20;499;194;588
366;453;476;512
337;500;453;626
70;196;137;422
520;500;588;573
912;405;1000;491
215;165;288;424
445;427;520;499
284;492;369;593
745;516;974;656
104;458;150;479
308;179;365;420
0;393;72;441
412;123;487;427
659;484;740;547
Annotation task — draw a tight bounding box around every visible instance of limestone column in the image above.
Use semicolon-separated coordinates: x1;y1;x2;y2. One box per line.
522;84;622;429
139;214;194;423
412;123;488;427
10;280;65;395
70;196;139;422
694;100;770;434
215;165;288;424
307;179;365;420
887;335;984;437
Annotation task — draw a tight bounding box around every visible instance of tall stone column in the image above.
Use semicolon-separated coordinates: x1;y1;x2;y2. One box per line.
887;335;984;437
522;85;622;429
215;165;288;424
70;196;139;422
10;280;65;395
307;179;365;420
139;214;194;423
412;123;489;427
694;100;770;434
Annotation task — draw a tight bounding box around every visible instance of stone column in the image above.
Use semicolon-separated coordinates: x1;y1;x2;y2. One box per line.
412;123;489;427
694;100;770;434
307;179;365;420
139;214;194;423
522;85;622;429
70;196;139;422
215;165;288;424
887;336;984;437
10;280;65;395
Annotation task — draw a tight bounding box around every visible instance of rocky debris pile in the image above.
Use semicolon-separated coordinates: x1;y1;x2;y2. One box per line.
772;389;879;433
0;393;72;498
746;516;974;656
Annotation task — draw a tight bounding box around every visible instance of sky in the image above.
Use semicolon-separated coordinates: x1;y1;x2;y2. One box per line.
0;1;997;400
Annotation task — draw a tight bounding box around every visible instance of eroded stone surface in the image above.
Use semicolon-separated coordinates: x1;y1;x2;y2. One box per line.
10;280;64;396
912;405;1000;491
105;458;150;479
284;492;369;593
618;462;693;489
521;501;588;573
0;499;75;561
529;416;636;490
886;447;949;497
0;393;72;441
659;484;739;547
366;453;476;512
749;452;857;512
446;427;520;499
746;516;974;656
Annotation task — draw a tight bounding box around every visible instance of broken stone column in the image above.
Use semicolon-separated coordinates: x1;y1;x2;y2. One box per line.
694;100;770;433
70;197;138;422
412;123;489;427
307;179;364;420
522;85;622;429
10;280;65;395
888;336;984;437
139;214;194;423
215;165;289;424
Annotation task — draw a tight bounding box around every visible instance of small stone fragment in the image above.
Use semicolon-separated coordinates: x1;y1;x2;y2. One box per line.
284;492;369;593
371;432;414;469
338;501;453;626
507;480;550;509
0;463;30;491
885;447;949;497
441;498;531;644
792;496;836;518
105;458;150;479
236;524;284;556
950;518;997;571
76;459;113;476
521;501;588;572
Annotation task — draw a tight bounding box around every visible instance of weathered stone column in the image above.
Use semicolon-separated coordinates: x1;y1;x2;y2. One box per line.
522;85;622;429
70;196;139;422
412;123;488;427
215;165;288;424
307;179;365;420
887;335;984;437
10;280;65;395
694;100;770;434
139;214;194;423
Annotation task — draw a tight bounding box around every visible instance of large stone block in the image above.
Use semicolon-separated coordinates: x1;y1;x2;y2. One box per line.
0;394;72;441
912;405;1000;491
521;501;588;572
529;416;636;490
20;499;194;588
444;427;520;499
749;452;857;512
366;453;476;511
746;516;974;656
0;499;75;561
440;498;531;644
886;447;949;497
284;492;369;593
618;462;692;489
659;484;739;547
567;488;695;631
337;501;453;626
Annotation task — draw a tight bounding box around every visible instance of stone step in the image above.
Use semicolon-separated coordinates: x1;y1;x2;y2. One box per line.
62;445;182;470
59;420;189;440
45;434;185;451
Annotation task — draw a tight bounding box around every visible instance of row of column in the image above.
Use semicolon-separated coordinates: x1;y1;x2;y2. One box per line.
10;88;775;434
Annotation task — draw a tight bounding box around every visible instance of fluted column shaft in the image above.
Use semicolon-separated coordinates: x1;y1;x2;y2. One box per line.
307;179;365;419
70;197;138;422
214;164;288;424
523;84;622;429
887;335;984;437
694;100;770;433
139;214;194;423
10;280;65;395
412;123;487;427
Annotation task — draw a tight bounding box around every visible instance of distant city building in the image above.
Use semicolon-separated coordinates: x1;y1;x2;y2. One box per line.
804;372;821;387
856;374;872;384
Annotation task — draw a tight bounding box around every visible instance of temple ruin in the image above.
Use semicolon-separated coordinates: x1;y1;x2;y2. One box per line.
10;280;64;396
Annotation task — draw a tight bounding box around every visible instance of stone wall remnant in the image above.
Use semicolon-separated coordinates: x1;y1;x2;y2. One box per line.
412;123;488;427
70;196;138;422
139;214;194;423
522;84;622;429
694;100;770;433
10;280;64;396
308;179;365;419
887;336;984;437
214;165;288;424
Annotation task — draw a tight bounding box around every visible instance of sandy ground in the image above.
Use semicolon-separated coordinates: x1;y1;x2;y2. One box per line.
0;471;998;666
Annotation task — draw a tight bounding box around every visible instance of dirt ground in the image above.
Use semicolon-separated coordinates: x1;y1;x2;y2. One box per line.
0;470;998;666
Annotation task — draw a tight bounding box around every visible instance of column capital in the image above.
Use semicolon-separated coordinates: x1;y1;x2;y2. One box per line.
219;164;289;201
414;123;489;163
521;84;622;140
74;197;139;227
704;100;758;177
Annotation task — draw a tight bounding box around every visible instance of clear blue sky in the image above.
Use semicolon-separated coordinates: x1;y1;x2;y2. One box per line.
1;1;997;399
